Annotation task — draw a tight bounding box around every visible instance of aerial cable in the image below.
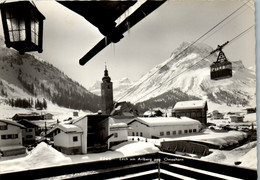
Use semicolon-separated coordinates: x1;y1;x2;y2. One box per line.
227;24;255;46
116;0;251;102
200;4;252;43
132;24;255;104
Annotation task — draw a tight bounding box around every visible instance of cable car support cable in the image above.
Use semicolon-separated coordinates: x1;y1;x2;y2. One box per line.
132;24;255;103
116;0;252;102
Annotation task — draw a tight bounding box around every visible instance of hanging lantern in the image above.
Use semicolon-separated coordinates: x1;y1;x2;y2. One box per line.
0;1;45;54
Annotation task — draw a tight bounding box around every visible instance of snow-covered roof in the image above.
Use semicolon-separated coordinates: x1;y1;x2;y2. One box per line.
59;124;83;133
0;119;25;128
173;100;207;110
110;123;128;129
48;123;83;135
143;110;156;116
109;117;128;129
128;117;201;127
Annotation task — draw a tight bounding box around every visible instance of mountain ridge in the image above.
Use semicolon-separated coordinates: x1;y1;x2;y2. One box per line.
0;36;101;112
90;42;256;112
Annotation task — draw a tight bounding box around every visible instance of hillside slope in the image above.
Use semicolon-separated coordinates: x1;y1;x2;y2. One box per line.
0;37;100;112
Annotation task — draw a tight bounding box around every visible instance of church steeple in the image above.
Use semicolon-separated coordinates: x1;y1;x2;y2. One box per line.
101;65;113;115
102;65;111;82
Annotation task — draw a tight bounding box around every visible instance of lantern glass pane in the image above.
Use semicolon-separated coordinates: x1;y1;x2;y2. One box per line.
9;32;13;42
30;10;39;45
5;6;26;42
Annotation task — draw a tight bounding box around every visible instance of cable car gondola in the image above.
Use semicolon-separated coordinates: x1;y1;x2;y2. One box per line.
210;41;232;80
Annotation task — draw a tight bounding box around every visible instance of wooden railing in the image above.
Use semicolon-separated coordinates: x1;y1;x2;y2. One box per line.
0;152;257;179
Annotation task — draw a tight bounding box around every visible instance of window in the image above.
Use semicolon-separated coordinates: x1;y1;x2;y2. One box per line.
132;132;135;136
26;128;33;132
172;131;176;135
184;130;188;134
140;132;143;137
166;131;170;135
1;134;18;139
191;112;196;118
197;112;202;117
73;136;78;142
0;125;7;130
160;132;164;136
193;129;197;133
189;129;192;133
7;134;12;139
136;132;139;136
178;130;182;134
114;133;118;138
26;135;33;138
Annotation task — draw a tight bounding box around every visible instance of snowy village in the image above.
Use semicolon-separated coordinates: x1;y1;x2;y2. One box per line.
0;1;258;179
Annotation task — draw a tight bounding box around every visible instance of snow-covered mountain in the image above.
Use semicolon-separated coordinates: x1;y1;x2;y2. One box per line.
89;77;135;98
117;42;256;110
0;36;100;112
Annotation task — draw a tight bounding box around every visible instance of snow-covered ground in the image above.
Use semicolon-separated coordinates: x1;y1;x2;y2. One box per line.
0;103;90;122
0;141;159;173
0;139;256;174
0;104;257;173
201;141;257;169
0;125;257;174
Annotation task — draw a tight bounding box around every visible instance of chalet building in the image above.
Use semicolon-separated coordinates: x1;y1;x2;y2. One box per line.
172;100;208;126
12;113;42;121
47;114;110;155
43;113;53;120
127;117;202;139
110;101;136;123
101;66;114;115
230;115;244;123
47;123;83;155
109;118;128;146
246;108;256;114
0;119;26;156
16;119;39;145
211;110;224;120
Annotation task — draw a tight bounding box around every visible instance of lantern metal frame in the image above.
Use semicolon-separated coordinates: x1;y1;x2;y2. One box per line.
0;1;45;54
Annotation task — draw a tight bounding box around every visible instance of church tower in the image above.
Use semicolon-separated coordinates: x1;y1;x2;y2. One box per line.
101;65;114;114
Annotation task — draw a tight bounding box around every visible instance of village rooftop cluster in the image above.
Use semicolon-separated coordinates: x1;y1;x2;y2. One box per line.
0;67;256;158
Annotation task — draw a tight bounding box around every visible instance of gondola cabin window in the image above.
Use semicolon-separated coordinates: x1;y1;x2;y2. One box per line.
210;60;232;80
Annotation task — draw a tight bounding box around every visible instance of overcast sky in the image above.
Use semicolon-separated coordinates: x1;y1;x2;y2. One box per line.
1;0;256;89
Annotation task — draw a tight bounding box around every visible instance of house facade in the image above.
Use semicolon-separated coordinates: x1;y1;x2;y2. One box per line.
43;113;53;120
17;119;39;145
172;100;208;126
127;117;202;139
12;113;42;121
47;114;110;155
230;115;244;123
48;123;83;155
0;119;26;156
109;117;128;146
